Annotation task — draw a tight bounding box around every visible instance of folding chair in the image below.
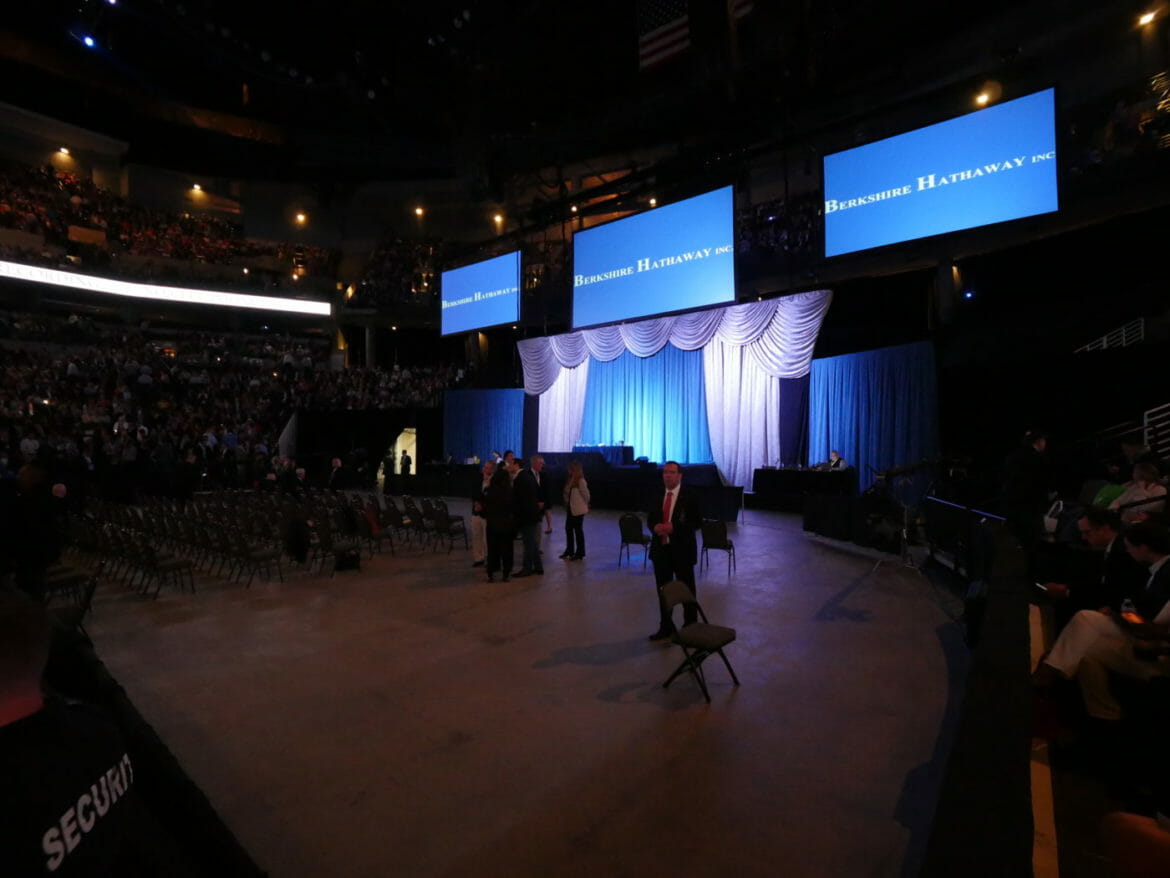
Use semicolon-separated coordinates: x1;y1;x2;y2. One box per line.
618;513;652;568
659;580;740;703
50;563;105;639
700;518;736;575
429;507;468;552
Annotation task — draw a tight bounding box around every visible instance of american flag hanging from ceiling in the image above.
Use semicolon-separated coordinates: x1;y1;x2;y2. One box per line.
638;0;691;71
730;0;755;19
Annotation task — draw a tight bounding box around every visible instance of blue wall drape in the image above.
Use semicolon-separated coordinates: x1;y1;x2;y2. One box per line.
808;341;939;492
443;389;524;462
578;345;713;464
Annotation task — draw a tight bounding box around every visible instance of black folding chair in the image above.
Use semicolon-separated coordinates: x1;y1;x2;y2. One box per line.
618;513;652;568
660;580;740;703
700;518;736;575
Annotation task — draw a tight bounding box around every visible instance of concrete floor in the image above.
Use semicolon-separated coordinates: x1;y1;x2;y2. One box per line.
86;505;970;878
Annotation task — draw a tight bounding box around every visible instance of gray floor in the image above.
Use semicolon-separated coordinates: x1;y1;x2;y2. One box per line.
85;506;970;878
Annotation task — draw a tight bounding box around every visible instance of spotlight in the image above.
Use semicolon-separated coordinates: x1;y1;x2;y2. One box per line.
58;147;70;155
963;290;975;300
295;212;307;224
192;183;202;191
649;197;657;207
82;35;95;48
1140;11;1156;25
414;206;424;217
570;204;577;213
242;267;249;275
975;80;1002;107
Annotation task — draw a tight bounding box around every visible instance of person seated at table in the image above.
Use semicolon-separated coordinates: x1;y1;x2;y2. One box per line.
827;450;847;469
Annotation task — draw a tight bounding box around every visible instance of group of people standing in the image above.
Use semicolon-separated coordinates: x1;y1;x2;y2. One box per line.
468;453;704;641
469;452;572;582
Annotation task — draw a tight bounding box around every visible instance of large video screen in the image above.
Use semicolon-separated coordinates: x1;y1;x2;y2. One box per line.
823;88;1058;257
572;186;735;330
440;251;521;336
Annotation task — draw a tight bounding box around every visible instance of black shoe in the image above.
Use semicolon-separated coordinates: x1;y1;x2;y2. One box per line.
570;554;584;561
559;551;572;559
512;570;532;578
472;560;484;568
648;628;675;642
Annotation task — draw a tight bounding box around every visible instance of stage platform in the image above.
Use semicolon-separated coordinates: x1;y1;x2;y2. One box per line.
418;460;743;521
83;506;970;877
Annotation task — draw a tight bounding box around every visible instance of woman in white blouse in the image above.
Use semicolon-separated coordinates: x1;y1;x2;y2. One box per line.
560;460;591;561
1110;462;1167;522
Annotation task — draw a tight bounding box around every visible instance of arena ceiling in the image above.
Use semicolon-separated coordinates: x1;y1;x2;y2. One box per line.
0;0;1080;183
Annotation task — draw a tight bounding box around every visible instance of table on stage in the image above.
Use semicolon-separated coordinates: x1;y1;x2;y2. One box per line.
749;467;857;539
751;467;857;504
571;444;634;466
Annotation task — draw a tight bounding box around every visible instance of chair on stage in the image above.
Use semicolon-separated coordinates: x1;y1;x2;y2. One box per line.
659;580;740;703
618;513;652;569
700;518;736;575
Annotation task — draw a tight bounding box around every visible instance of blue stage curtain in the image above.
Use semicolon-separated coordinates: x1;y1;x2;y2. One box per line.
443;389;524;462
579;345;713;464
808;341;939;492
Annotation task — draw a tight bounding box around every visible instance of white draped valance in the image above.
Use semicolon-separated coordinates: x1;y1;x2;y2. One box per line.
517;290;832;395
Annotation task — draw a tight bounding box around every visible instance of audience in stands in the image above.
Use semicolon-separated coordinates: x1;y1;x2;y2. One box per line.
348;237;440;308
1109;435;1162;484
0;310;467;501
0;161;337;288
1035;522;1170;723
1111;462;1168;522
1040;507;1145;627
736;192;821;266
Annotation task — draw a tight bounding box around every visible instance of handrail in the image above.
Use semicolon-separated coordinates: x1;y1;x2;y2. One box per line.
1074;317;1145;352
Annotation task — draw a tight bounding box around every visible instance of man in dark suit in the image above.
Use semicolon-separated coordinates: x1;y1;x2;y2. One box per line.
646;461;701;641
512;456;547;577
1041;507;1146;626
328;456;359;491
1037;521;1170;721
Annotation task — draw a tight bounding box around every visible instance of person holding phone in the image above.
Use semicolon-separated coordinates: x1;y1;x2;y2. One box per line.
1038;508;1145;627
1034;521;1170;722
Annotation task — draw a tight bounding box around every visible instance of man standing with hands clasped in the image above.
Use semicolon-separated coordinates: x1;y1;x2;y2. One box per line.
512;455;547;578
646;461;701;641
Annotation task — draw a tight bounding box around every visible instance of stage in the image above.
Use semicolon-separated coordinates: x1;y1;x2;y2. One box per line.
84;505;969;877
417;460;745;521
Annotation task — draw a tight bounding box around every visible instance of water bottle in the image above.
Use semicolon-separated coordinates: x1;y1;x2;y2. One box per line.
1121;598;1140;623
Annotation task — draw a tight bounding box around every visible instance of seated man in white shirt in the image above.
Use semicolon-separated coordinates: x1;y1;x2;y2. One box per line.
1036;521;1170;721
